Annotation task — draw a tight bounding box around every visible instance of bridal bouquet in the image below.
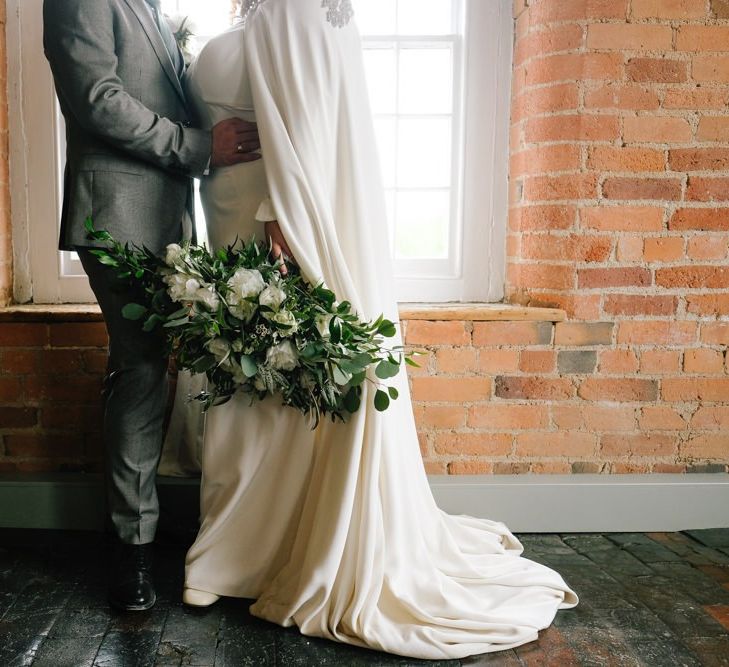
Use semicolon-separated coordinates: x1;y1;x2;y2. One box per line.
85;219;422;427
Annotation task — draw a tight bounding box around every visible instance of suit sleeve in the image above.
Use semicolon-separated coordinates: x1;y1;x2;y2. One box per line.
43;0;211;177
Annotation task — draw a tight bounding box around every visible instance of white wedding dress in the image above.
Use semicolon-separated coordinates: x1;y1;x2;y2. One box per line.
163;0;578;659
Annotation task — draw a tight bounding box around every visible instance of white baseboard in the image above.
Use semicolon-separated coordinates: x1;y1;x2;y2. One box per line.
1;473;728;533
429;473;729;532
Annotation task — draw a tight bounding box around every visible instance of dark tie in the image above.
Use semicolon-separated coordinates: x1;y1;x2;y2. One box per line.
144;0;183;76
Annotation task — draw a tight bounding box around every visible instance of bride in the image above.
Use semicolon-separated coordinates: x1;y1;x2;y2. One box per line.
165;0;579;659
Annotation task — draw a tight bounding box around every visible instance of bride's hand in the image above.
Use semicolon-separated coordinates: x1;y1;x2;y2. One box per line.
264;221;297;276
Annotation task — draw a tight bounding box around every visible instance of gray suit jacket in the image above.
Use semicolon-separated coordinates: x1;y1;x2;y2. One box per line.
43;0;212;253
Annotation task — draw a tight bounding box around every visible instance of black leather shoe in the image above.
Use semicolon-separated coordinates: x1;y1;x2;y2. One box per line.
108;542;157;611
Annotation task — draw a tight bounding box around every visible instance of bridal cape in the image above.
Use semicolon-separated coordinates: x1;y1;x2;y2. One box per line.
179;0;579;659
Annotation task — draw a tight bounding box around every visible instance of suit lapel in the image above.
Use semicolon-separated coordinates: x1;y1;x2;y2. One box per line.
122;0;187;105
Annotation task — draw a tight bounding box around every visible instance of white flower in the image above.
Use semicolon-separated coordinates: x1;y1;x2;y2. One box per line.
228;268;265;300
253;375;267;391
265;340;299;371
266;309;298;336
164;273;200;302
206;337;231;362
194;285;220;311
231;339;243;353
315;313;333;338
164;243;186;268
259;284;287;311
228;301;258;322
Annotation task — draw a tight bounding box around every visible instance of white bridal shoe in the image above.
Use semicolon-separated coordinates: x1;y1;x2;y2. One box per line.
182;587;221;607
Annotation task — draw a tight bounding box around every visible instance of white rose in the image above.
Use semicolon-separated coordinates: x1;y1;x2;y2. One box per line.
194;285;220;312
228;301;257;322
164;273;200;302
206;337;231;362
315;313;333;338
265;340;299;371
164;243;185;268
227;268;265;300
266;309;298;336
259;284;287;311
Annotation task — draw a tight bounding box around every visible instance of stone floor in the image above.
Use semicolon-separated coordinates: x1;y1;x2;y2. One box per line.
1;529;729;666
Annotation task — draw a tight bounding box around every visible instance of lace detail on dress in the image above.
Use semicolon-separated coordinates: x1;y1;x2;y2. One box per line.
236;0;269;26
322;0;354;27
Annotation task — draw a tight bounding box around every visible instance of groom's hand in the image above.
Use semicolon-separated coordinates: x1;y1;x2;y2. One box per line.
211;118;261;168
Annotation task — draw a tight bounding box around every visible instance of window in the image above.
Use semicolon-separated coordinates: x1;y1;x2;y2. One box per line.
8;0;511;304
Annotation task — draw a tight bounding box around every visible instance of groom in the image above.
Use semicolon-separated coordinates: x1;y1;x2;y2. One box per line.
43;0;261;611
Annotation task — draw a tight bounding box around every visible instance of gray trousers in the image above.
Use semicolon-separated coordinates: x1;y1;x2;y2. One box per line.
79;249;169;544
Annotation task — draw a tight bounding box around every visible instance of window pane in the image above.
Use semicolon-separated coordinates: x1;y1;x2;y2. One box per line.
399;47;453;115
352;0;397;35
374;118;397;189
395;191;449;259
397;118;451;188
398;0;453;35
161;0;232;42
363;48;397;115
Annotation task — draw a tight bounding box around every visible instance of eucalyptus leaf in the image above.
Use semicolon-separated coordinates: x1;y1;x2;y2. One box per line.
374;389;389;411
387;386;399;400
239;354;257;378
122;303;147;321
375;359;399;379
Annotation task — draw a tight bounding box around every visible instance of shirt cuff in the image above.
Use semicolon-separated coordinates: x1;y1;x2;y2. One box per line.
255;197;277;222
203;156;211;177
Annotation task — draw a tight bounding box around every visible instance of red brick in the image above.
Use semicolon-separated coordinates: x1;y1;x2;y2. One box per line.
36;349;85;375
640;406;688;431
40;405;103;431
433;432;513;456
519;350;556;373
684;348;725;374
697;117;729;142
640;349;682;374
581;206;664;231
578;267;652;289
0;323;48;347
493;462;531;474
0;407;37;428
435;347;477;374
644;237;684;262
680;434;729;459
410;376;491;402
526;115;620;143
515;431;596;457
0;349;39;374
601;433;678;456
508;263;576;290
603;294;678;316
477;349;521;373
685;294;729;317
83;350;109;374
529;0;628;24
467;403;550;429
578;377;658;401
518;292;602;320
4;434;83;458
599;348;640;374
495;376;574;400
22;376;103;403
584;405;638;431
623;117;693;144
661;378;729;401
49;323;108;348
602;177;683;201
587;24;672;50
632;0;707;19
530;461;579;474
473;321;552;346
686;177;729;202
656;265;729;288
523;174;599;201
510;144;581;177
447;460;494;475
617;236;645;262
510;205;576;231
712;0;729;18
676;26;729;51
404;321;470;346
669;208;729;231
526;53;623;86
584;83;661;110
664;86;729;110
0;376;22;402
550;405;584;430
617;321;697;345
687;235;729;260
701;322;729;345
692;55;729;83
518;234;612;262
669;148;729;172
690;406;729;430
587;146;665;172
514;26;584;66
626;58;688;83
555;321;614;346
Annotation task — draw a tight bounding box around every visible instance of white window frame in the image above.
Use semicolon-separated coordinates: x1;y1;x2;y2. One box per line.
7;0;511;305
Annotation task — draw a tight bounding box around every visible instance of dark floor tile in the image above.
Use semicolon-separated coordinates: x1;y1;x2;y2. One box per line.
108;608;168;634
214;599;277;667
513;625;581;666
460;649;522;666
93;629;162;667
685;529;729;549
49;606;112;639
606;533;686;564
562;534;653;576
626;638;701;667
649;600;729;639
156;605;221;666
648;562;729;606
0;633;45;667
557;626;642;667
32;636;102;667
682;635;729;666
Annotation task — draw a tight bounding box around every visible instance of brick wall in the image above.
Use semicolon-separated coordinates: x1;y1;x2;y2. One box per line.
0;0;727;475
0;0;11;307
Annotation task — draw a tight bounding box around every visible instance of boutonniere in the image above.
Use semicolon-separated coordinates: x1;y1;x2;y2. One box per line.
166;14;196;66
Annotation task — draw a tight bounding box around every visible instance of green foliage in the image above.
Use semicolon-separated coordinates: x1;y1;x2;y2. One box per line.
85;218;425;429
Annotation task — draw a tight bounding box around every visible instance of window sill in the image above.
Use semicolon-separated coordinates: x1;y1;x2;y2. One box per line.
0;303;566;323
